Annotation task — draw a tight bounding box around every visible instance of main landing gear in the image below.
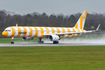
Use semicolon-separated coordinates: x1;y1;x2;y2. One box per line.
53;41;59;44
11;37;14;44
38;38;44;44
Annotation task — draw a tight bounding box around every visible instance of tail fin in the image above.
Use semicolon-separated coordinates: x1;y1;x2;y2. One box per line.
74;11;88;30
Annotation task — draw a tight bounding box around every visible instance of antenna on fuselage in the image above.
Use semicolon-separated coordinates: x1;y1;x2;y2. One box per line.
16;23;18;27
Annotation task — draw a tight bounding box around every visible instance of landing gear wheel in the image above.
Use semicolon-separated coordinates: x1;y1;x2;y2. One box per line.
38;38;44;44
38;41;44;43
53;41;59;44
11;42;14;44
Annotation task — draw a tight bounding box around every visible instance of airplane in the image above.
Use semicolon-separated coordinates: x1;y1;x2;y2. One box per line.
2;11;100;44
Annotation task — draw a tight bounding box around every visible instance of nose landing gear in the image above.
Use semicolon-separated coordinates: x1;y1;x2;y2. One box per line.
11;37;14;44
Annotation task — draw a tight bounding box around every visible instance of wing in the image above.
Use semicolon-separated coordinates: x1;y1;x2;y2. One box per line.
43;24;100;36
43;31;92;36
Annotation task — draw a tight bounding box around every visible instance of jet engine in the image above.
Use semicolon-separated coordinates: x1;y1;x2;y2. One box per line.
49;35;60;41
22;37;34;41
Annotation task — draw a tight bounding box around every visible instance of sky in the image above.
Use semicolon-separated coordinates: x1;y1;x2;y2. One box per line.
0;0;104;15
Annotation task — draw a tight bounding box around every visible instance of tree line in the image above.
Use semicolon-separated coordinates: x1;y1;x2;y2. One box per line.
0;10;105;37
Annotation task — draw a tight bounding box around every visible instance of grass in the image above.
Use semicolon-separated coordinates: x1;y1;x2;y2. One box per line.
0;46;105;70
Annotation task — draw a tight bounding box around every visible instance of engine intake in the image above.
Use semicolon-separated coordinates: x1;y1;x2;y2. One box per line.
49;35;60;41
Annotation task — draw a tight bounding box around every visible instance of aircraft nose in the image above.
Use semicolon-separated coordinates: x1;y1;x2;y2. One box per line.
2;31;8;36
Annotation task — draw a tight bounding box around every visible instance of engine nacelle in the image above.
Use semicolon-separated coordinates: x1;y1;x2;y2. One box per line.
49;35;60;41
22;37;34;41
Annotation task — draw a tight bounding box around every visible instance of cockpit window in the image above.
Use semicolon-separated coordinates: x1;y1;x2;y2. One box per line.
4;30;7;31
4;30;11;32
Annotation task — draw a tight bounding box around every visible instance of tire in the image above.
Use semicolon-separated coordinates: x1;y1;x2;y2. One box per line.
38;41;44;44
53;41;59;44
11;42;14;44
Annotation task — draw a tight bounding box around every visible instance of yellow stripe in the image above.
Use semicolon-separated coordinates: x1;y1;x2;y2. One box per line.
82;30;84;35
72;28;76;37
23;27;27;37
61;28;65;33
75;23;78;29
61;28;65;38
66;35;70;38
80;14;83;29
85;11;87;20
34;27;38;37
45;27;49;34
67;28;70;33
61;36;64;38
50;27;55;34
66;35;71;38
17;27;21;37
28;27;33;37
39;27;44;38
66;28;71;38
77;29;80;37
56;27;60;33
10;27;15;37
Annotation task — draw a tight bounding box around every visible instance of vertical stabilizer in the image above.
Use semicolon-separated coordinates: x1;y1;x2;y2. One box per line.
74;11;87;30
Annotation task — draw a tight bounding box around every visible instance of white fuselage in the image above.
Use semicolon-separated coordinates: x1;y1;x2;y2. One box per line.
3;26;85;38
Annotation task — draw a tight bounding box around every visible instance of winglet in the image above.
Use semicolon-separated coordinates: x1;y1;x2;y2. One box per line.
96;24;100;31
